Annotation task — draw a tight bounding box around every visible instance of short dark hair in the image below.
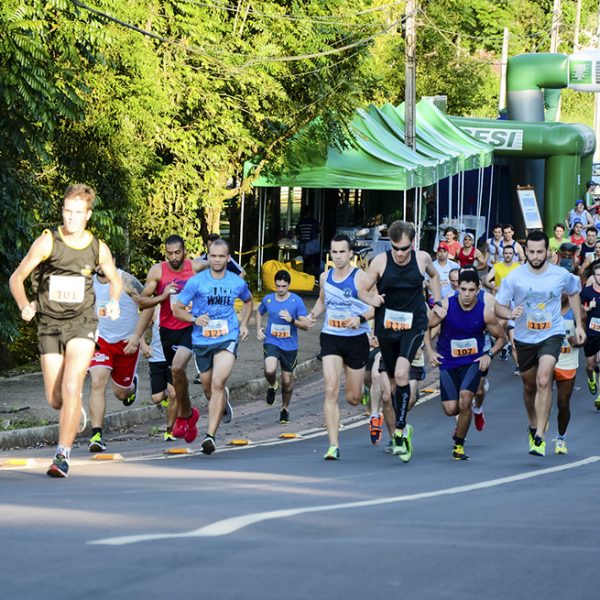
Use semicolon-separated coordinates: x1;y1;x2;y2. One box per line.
492;223;502;231
209;238;230;254
502;223;514;231
165;234;185;248
274;269;291;284
587;227;597;234
526;229;549;249
458;269;479;287
207;233;220;243
553;222;565;231
330;233;352;250
390;220;416;242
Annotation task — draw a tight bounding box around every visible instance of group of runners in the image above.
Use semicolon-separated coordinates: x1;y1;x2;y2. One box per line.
8;184;600;477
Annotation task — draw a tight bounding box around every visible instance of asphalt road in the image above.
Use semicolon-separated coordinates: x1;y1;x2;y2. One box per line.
1;361;599;600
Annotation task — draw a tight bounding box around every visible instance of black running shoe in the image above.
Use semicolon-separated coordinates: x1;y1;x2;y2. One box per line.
123;374;138;407
201;435;216;455
266;386;276;405
279;408;289;423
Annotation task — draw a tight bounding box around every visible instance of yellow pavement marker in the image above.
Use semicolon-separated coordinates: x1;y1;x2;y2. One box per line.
164;448;193;455
228;439;250;446
279;433;301;439
2;458;39;468
91;453;124;461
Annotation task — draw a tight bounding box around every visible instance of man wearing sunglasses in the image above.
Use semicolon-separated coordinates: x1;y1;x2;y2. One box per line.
360;220;444;462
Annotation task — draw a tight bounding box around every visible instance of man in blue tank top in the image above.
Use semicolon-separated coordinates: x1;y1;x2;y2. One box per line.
307;234;374;460
256;269;312;423
359;220;444;463
424;270;506;460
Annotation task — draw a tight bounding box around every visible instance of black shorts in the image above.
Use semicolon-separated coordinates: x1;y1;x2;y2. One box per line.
440;363;482;402
320;332;370;370
263;344;298;373
378;359;424;381
193;340;238;373
583;334;600;358
149;360;171;394
377;330;426;378
514;335;563;373
159;326;193;367
37;311;98;355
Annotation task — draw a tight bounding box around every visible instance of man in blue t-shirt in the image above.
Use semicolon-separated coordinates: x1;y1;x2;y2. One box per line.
257;270;312;423
580;261;600;410
174;239;253;455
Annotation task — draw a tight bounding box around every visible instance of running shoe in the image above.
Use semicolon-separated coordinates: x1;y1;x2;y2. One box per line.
266;385;277;406
222;387;233;424
163;431;176;442
160;399;169;408
279;408;289;423
193;373;201;384
47;454;69;478
528;428;535;448
184;407;200;443
399;424;413;463
595;396;600;410
391;432;406;458
201;435;216;455
361;385;370;406
588;371;598;395
383;440;393;454
88;432;106;452
123;374;138;407
554;437;568;455
499;343;510;361
452;444;469;460
514;368;520;376
474;410;486;432
323;445;340;460
369;414;383;445
529;435;546;457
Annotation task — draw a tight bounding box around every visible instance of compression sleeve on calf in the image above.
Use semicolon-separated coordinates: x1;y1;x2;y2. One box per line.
394;384;411;430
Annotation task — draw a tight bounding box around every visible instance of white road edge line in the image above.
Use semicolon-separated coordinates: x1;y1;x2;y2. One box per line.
88;455;600;546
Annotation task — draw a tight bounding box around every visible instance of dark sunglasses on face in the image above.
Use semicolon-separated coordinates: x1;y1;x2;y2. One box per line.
391;242;411;252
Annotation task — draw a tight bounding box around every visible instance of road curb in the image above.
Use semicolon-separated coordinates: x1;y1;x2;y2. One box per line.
0;357;321;450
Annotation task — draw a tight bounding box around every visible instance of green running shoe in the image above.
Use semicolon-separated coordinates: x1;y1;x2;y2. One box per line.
88;431;106;452
399;424;413;463
323;445;340;460
588;371;598;395
452;444;469;461
595;397;600;410
361;385;370;406
529;435;546;457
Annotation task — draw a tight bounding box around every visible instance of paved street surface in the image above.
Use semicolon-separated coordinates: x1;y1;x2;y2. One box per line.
1;360;599;599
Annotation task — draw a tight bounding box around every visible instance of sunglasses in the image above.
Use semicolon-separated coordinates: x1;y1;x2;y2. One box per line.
391;242;412;252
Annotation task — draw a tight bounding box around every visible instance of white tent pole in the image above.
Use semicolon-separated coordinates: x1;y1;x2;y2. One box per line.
486;165;495;238
436;180;440;248
459;172;465;226
415;186;421;250
260;189;266;278
476;168;483;240
238;191;245;266
403;190;407;220
448;175;453;221
256;189;262;290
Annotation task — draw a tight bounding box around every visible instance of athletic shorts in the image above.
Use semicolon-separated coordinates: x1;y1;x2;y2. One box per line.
320;332;369;370
89;337;140;388
37;312;98;355
440;363;483;402
514;335;563;373
583;334;600;358
377;330;426;378
193;340;238;373
263;343;298;373
159;326;193;367
554;367;576;381
409;365;426;382
149;360;170;395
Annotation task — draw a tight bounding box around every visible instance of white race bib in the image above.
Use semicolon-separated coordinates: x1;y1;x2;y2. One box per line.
384;309;413;331
271;323;291;338
202;319;229;338
526;310;552;331
560;337;572;354
48;275;85;304
450;338;478;358
590;317;600;332
169;293;180;307
97;304;107;318
327;310;352;329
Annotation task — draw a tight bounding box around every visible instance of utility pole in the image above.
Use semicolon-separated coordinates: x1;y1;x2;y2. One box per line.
550;0;561;53
574;0;583;51
499;27;509;112
405;0;416;151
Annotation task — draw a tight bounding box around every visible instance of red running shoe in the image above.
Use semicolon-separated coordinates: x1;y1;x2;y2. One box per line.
184;407;200;443
369;414;383;445
474;410;486;432
172;417;188;438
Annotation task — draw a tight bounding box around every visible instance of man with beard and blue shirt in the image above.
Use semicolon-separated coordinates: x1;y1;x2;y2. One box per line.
173;239;253;455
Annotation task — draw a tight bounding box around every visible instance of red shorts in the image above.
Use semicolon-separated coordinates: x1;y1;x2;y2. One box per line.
89;338;140;388
554;367;576;381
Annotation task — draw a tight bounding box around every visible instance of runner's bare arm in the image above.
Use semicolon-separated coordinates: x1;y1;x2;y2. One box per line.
136;264;172;309
239;296;253;341
484;309;507;354
308;273;327;319
192;257;209;273
121;272;144;298
358;254;385;306
256;308;265;340
567;291;587;345
98;242;122;318
483;267;497;292
421;252;445;318
172;301;196;325
514;242;525;262
123;307;154;354
475;248;487;270
9;230;53;319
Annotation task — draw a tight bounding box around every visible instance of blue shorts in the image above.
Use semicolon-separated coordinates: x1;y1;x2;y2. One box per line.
440;362;483;402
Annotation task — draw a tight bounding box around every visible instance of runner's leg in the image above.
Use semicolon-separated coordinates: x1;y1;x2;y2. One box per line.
322;355;343;447
205;350;236;437
172;346;193;418
40;354;65;410
534;355;556;439
281;370;294;409
88;367;111;429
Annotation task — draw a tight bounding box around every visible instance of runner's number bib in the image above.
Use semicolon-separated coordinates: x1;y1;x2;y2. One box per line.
48;275;85;304
202;319;229;338
450;338;478;357
526;310;552;331
271;323;291;338
589;317;600;332
328;310;352;329
384;309;413;331
561;337;572;354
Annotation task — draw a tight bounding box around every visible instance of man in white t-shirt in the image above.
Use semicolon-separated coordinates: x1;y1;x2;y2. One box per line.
429;242;459;299
495;230;585;457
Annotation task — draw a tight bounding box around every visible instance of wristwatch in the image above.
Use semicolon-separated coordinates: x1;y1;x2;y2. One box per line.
434;300;443;307
487;350;494;359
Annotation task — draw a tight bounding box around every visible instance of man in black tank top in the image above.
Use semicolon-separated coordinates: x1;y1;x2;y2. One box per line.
359;220;445;463
9;184;122;478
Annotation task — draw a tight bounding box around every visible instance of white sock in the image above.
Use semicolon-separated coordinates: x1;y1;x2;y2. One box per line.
472;405;483;415
57;446;71;460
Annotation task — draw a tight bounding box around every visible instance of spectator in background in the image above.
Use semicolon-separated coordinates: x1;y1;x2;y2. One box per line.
442;227;461;260
295;205;321;278
566;199;594;230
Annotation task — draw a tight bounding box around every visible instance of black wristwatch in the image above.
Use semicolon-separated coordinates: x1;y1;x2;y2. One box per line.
434;300;443;307
487;350;494;359
359;315;367;324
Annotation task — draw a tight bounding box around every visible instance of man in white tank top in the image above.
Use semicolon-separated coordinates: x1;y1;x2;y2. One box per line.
87;267;152;452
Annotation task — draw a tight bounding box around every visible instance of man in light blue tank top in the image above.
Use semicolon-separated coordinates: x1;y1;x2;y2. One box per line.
307;234;374;460
425;270;505;461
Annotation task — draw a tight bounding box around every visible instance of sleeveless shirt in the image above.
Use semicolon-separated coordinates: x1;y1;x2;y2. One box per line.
157;259;194;330
457;245;476;268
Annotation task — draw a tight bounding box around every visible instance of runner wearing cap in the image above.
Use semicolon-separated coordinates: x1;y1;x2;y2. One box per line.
428;242;459;299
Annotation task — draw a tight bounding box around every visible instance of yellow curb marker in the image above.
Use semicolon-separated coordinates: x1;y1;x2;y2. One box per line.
2;458;39;468
279;433;301;439
91;453;124;461
164;448;193;455
228;439;250;446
